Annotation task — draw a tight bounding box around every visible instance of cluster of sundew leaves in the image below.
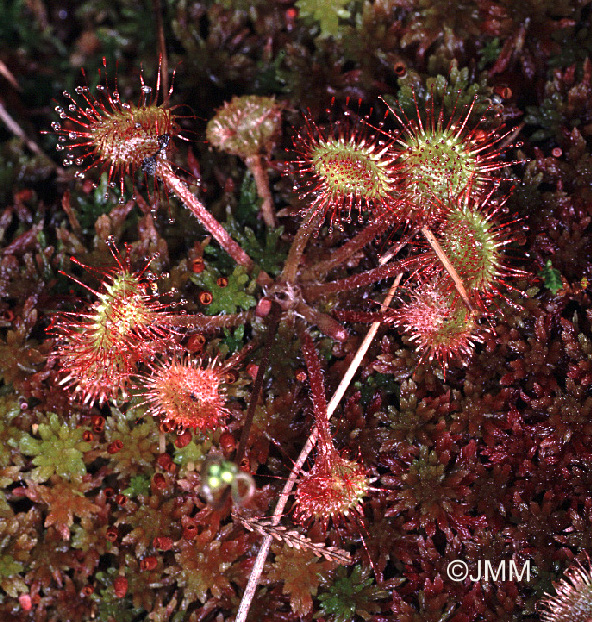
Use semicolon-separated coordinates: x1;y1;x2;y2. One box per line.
293;452;369;524
50;248;173;406
206;95;282;160
288;67;514;372
137;356;230;432
290;110;398;225
50;65;179;200
539;560;592;621
5;0;592;620
439;207;503;291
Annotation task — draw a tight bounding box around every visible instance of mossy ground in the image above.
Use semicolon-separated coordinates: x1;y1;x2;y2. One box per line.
1;1;592;620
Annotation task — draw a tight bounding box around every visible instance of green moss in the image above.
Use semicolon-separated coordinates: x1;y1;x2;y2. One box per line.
318;565;388;622
190;265;257;315
14;413;91;482
295;0;353;38
0;552;26;597
538;259;564;294
122;474;151;498
103;408;160;475
173;432;212;469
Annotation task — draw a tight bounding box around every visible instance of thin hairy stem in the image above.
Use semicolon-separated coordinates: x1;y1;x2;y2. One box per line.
304;212;399;280
299;331;330;444
235;269;402;622
325;272;402;419
246;154;277;228
162;310;253;331
293;301;349;342
152;0;169;104
156;161;254;270
303;258;404;300
235;301;281;466
281;207;323;284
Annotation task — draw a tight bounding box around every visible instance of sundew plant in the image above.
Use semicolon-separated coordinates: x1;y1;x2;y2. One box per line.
1;1;592;621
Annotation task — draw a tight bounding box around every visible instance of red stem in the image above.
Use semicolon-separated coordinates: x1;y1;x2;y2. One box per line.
156;161;254;271
299;331;331;448
294;302;349;343
162;311;253;332
303;260;404;300
303;212;397;279
246;154;276;228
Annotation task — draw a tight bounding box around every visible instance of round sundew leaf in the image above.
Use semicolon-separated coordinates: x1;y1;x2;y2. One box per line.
439;207;502;293
137;357;229;432
294;452;368;525
206;95;282;160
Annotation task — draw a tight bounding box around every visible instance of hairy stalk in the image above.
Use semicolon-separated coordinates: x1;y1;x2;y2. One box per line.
220;339;260;373
235;269;402;622
421;225;472;310
303;258;404;300
281;207;324;284
325;272;402;418
156;161;254;270
303;212;398;280
299;330;329;438
293;301;349;342
246;154;277;228
235;301;281;465
162;310;254;332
